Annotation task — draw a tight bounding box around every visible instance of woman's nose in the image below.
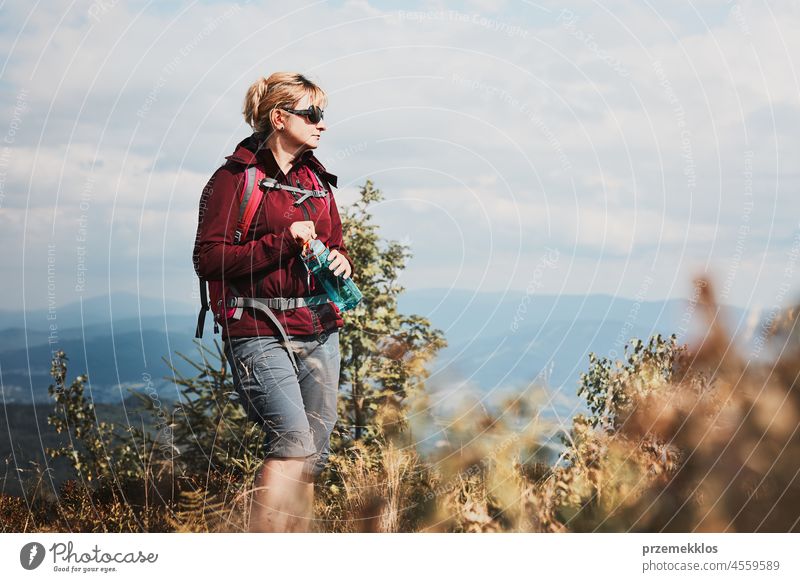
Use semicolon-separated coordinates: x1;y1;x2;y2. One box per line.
317;119;326;131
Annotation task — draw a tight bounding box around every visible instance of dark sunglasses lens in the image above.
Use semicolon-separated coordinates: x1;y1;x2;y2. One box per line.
309;106;323;123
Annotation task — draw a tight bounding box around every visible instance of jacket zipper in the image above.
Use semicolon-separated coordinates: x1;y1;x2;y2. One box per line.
289;175;313;218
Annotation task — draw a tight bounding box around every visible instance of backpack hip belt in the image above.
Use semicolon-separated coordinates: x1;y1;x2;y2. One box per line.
229;294;331;312
223;292;331;374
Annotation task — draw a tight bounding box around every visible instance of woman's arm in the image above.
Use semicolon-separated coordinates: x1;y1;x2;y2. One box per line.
193;167;303;280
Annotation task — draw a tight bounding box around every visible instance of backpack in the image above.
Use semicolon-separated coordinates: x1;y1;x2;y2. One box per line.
194;163;333;353
195;164;267;339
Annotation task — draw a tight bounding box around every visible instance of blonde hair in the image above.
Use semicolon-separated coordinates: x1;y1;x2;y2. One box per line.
242;72;327;134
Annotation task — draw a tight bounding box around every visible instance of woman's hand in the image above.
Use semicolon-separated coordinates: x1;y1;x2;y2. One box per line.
289;221;317;245
327;249;352;279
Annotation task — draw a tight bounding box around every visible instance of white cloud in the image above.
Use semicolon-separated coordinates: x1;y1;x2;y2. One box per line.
1;0;799;311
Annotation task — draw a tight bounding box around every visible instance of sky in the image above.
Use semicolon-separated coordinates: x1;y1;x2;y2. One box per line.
1;0;799;316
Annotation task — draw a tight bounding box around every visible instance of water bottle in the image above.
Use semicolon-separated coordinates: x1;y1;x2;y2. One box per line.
301;238;363;312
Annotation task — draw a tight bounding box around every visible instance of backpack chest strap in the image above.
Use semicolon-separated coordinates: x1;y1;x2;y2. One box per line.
259;177;327;205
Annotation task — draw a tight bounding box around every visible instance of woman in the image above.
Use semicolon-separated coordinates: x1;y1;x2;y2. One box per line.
193;72;353;532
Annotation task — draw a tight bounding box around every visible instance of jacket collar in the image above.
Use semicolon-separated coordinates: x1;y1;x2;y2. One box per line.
225;133;338;188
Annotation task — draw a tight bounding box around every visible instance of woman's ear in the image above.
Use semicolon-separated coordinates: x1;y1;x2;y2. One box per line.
270;107;284;131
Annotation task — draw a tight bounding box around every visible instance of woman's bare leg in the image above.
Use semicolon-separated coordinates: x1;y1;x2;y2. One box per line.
294;478;315;532
249;457;313;532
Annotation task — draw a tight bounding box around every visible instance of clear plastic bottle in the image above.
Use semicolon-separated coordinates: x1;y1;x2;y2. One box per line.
301;238;363;312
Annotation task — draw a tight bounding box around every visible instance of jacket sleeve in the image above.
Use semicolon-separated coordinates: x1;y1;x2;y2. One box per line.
327;190;355;278
193;166;303;280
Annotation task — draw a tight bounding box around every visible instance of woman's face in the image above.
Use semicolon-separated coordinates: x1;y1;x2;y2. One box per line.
279;93;326;154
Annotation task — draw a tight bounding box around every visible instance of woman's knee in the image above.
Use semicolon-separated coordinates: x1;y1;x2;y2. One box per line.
265;452;326;483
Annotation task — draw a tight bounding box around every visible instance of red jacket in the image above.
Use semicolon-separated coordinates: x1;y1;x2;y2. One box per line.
193;134;354;339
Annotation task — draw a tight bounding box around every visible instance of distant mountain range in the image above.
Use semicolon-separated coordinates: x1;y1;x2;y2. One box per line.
0;292;204;405
398;288;753;428
0;290;756;420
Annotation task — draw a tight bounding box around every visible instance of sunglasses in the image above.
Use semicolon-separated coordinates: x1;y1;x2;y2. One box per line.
281;105;324;124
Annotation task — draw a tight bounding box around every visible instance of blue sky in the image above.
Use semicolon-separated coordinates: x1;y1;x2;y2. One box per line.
1;0;799;316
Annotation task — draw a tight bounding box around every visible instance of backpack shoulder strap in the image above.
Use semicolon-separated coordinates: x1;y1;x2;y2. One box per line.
196;164;266;338
233;165;267;244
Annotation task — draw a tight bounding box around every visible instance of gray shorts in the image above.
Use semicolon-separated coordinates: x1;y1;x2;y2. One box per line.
224;331;340;479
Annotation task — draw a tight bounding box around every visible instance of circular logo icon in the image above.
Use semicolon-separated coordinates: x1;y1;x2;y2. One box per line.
20;542;46;570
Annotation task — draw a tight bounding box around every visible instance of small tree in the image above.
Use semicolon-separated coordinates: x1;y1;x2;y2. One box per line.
533;334;687;531
47;350;146;485
45;350;172;531
336;179;446;444
577;334;682;432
